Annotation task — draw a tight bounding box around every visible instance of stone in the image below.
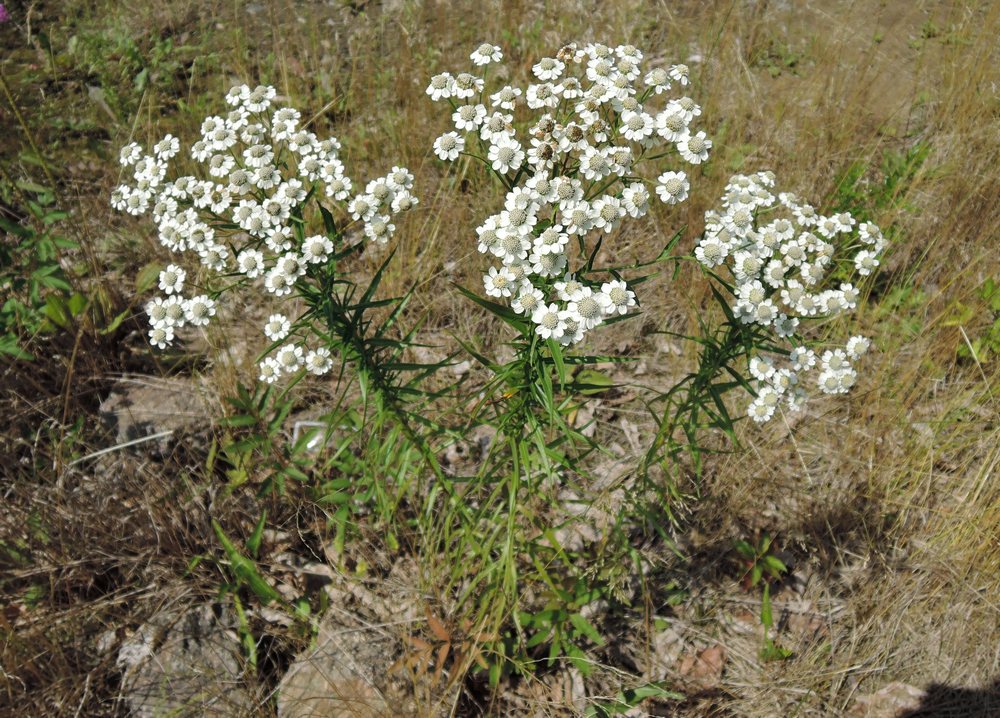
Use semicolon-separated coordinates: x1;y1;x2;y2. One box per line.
98;376;215;456
116;603;252;717
277;617;396;718
848;682;927;717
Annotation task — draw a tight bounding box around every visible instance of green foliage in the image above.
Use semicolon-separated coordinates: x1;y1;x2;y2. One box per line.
950;278;1000;363
516;575;606;675
734;533;793;661
585;682;684;717
0;186;78;360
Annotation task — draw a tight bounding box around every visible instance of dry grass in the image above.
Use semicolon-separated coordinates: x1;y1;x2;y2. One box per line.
2;0;999;715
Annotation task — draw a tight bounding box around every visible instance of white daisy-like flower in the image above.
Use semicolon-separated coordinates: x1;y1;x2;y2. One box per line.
677;131;711;164
656;171;690;205
568;288;606;330
426;72;455;101
259;357;281;384
622;183;650;218
555;274;587;302
148;325;175;350
453;103;487;132
433;132;464;161
153;134;180;160
453;72;484;100
487;136;524;174
274;343;303;373
669;64;690;86
159;264;186;295
264;314;291;342
305;347;333;375
120;143;143;166
471;43;503;66
364;215;396;245
846;335;871;360
601;279;636;316
532;57;565;81
483;266;517;298
531;303;567;340
489;85;522;110
511;286;545;316
621;110;655;143
183;295;216;327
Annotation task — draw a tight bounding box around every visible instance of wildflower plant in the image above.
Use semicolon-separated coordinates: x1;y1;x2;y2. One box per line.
110;84;445;492
426;41;715;676
429;41;708;348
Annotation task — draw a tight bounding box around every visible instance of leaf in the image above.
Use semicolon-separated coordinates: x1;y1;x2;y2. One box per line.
135;262;162;294
212;519;282;605
569;613;604;645
246;510;267;558
572;367;615;395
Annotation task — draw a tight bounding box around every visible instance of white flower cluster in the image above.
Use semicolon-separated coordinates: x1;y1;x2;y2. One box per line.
110;84;418;382
428;42;710;345
697;172;885;422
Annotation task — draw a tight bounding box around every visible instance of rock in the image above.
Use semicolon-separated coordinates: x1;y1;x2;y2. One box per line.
116;603;252;717
848;682;927;717
278;616;397;718
98;376;215;456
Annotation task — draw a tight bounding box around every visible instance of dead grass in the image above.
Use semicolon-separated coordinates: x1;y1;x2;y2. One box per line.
2;0;999;715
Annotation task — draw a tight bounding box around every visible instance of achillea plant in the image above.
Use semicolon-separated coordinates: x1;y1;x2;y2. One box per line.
111;84;418;384
428;41;710;345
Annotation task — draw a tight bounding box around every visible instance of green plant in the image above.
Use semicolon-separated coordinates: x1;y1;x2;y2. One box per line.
0;184;79;360
734;533;792;661
950;278;1000;363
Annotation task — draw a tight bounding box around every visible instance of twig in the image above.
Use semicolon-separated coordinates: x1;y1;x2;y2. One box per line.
68;430;174;466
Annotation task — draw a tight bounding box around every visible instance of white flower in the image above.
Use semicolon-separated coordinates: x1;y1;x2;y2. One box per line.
531;303;567;340
532;57;565;81
153;134;180;160
120;143;143;166
591;195;625;233
433;132;464;161
305;347;333;375
511;286;545;315
159;264;186;295
568;288;606;330
453;72;484;99
846;335;871;360
490;85;522;110
487;136;524;174
301;235;333;264
348;194;378;222
621;183;650;218
453;103;487;131
183;295;216;326
274;343;304;373
854;249;880;276
601;279;636;316
426;72;455;101
656;171;690;205
620;110;654;142
264;314;291;342
471;43;503;66
483;266;517;298
364;215;396;244
259;357;281;384
148;325;175;350
669;63;690;86
790;347;816;371
677;131;711;164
